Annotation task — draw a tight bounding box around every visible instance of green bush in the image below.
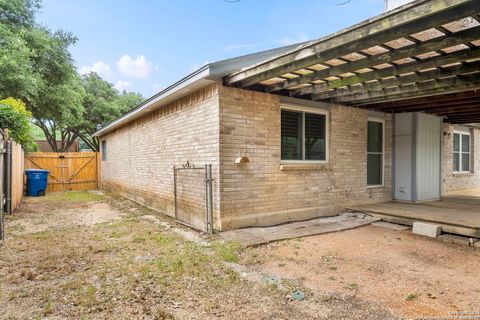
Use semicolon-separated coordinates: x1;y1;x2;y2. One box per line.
0;97;37;150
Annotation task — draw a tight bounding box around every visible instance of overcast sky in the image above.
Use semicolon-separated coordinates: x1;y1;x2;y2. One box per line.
37;0;384;97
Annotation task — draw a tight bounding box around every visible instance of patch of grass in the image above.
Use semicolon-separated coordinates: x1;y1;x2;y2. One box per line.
344;283;359;290
211;241;242;263
44;191;104;203
42;298;53;316
77;284;97;307
320;294;335;302
153;234;175;246
30;230;53;240
329;266;337;271
405;293;418;301
7;223;25;233
108;230;130;238
132;236;145;243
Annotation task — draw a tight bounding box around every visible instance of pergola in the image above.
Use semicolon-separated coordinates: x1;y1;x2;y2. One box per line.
224;0;480;124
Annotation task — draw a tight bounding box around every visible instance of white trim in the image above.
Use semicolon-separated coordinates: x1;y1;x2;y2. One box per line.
367;117;385;188
280;104;329;164
453;131;471;173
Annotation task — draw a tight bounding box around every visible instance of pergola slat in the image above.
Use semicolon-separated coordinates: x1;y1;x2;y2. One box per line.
378;101;480;113
270;25;480;93
310;61;480;100
364;91;480;109
334;73;480;104
225;0;478;88
296;49;480;98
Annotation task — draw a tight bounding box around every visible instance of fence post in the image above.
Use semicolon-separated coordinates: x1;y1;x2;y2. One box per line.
204;164;209;233
5;139;12;214
173;166;177;219
207;164;213;234
0;133;5;245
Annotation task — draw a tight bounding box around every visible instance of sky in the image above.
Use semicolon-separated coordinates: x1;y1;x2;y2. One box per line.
37;0;385;98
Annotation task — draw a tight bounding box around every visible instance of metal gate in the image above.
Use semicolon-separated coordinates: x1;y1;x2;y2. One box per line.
173;164;213;234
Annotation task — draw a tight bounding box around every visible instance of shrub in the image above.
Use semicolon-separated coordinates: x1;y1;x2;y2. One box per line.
0;97;37;150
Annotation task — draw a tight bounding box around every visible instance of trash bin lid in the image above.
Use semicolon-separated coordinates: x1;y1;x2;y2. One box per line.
25;169;49;173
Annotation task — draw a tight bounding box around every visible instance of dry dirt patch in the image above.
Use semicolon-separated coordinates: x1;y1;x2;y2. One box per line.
0;192;395;319
242;225;480;319
8;192;123;234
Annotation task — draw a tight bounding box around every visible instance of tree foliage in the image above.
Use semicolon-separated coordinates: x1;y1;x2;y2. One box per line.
0;97;37;150
0;0;85;152
1;0;143;152
76;73;143;151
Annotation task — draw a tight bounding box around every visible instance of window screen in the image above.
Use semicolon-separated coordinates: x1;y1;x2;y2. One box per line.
281;110;302;160
281;109;327;161
101;140;107;161
305;113;326;160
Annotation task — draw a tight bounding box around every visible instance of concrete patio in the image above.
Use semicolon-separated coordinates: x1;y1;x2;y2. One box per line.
350;190;480;238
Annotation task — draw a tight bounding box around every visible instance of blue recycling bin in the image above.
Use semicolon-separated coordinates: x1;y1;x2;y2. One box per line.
25;169;49;196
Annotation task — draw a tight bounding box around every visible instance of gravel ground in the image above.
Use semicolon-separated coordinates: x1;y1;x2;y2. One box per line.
0;191;396;319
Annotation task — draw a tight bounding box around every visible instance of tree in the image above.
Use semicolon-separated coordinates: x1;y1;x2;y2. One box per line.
75;73;143;151
0;97;37;150
0;0;85;152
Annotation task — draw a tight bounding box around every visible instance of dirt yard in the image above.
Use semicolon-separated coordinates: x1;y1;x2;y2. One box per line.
242;225;480;319
0;191;395;319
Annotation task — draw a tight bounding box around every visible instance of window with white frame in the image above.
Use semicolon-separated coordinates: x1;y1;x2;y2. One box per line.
453;132;470;172
367;119;384;186
281;107;327;162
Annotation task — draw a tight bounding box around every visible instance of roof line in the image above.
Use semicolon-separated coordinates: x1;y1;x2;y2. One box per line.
93;64;211;137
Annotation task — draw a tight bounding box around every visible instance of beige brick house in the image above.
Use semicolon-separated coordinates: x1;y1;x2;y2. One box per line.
95;0;480;231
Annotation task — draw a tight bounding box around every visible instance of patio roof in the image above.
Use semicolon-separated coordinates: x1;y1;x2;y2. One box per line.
224;0;480;124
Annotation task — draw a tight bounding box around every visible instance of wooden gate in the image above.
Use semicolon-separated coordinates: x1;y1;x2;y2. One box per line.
24;152;98;192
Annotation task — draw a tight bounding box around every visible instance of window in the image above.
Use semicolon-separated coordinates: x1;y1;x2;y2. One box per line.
101;140;107;161
453;132;470;172
281;107;327;162
367;119;384;186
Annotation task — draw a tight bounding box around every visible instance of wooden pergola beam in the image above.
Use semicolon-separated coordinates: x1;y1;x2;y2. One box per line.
435;108;480;116
311;61;480;100
364;90;480;109
336;74;480;105
378;101;480;113
270;25;480;93
224;0;478;87
446;119;480;123
444;116;480;122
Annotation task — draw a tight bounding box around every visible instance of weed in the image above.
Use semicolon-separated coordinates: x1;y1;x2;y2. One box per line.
43;299;53;315
211;241;242;263
345;283;359;290
320;294;335;302
405;293;418;301
132;236;145;243
329;266;338;271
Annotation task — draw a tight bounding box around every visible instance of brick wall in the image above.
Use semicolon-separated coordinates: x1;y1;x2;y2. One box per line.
218;86;392;229
100;84;221;225
441;124;480;193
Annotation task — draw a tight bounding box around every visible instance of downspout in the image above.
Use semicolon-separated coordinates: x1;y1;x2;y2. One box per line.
5;139;12;214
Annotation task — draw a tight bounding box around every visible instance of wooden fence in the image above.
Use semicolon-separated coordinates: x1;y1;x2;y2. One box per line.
24;152;99;192
10;141;24;212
